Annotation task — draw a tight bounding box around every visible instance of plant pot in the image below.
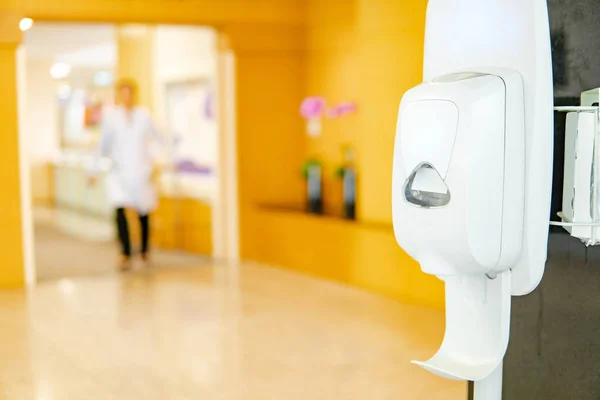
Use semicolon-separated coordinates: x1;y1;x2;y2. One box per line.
343;168;356;220
306;164;323;214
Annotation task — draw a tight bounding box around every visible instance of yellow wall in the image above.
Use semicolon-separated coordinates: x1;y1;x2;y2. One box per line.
3;0;305;25
0;13;24;287
250;207;444;308
31;163;54;206
245;0;445;308
219;23;307;259
116;24;155;110
306;0;427;223
305;0;444;307
152;197;212;255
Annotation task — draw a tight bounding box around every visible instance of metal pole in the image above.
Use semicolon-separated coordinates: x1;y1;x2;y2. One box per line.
474;362;503;400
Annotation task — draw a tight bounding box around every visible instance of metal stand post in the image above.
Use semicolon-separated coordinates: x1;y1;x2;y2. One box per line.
474;362;503;400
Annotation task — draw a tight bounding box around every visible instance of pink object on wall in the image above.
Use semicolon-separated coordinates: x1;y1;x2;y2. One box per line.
300;97;327;119
327;102;357;119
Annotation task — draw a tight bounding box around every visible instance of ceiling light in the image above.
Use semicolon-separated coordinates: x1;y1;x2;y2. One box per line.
50;63;71;80
19;18;33;32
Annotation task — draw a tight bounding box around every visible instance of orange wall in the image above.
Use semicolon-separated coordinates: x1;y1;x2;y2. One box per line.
227;24;307;259
305;1;359;214
0;40;25;287
245;0;445;308
152;197;212;255
306;0;428;223
0;12;24;287
305;0;446;307
116;24;155;111
3;0;305;26
249;207;444;308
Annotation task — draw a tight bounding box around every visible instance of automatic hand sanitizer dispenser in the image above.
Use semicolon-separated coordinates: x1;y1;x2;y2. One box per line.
392;0;553;398
395;69;524;382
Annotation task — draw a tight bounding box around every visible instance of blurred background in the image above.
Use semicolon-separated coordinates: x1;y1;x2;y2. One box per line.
15;9;436;308
0;4;459;398
22;23;220;281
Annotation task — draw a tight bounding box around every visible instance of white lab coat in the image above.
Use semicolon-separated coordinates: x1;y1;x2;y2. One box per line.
94;106;160;214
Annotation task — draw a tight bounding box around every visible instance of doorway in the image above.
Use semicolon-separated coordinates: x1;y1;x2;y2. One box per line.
17;22;238;283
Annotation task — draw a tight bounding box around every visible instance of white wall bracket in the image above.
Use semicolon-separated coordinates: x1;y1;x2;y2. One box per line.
553;105;600;246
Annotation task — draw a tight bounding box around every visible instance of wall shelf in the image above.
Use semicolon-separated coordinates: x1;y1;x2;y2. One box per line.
256;203;393;232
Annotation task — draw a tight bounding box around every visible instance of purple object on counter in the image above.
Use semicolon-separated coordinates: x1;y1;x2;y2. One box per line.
176;159;212;175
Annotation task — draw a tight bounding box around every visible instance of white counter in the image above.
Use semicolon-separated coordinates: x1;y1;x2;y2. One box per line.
53;153;112;219
52;152;217;218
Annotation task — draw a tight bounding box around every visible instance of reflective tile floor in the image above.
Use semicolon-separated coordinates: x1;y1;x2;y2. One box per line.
0;262;465;399
33;207;207;282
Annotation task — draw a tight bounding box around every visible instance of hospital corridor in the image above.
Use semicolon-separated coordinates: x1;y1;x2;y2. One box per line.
0;18;463;400
2;1;600;399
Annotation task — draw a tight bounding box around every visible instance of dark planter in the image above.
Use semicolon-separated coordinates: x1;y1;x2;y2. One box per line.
306;164;323;214
342;168;356;220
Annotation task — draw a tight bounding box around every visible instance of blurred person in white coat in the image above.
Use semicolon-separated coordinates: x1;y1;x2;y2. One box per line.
89;79;161;270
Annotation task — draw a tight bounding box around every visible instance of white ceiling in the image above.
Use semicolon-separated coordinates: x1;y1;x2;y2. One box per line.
24;23;116;69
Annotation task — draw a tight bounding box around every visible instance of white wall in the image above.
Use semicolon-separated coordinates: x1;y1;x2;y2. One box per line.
153;26;217;129
23;23;116;154
24;23;116;62
152;25;218;200
152;26;225;259
153;26;216;83
24;57;61;205
24;58;60;164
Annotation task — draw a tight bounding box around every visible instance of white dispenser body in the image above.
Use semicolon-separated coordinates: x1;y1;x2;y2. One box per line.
394;71;525;277
391;0;553;386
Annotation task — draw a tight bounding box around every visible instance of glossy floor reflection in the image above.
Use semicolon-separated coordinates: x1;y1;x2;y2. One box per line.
33;206;208;281
0;262;465;399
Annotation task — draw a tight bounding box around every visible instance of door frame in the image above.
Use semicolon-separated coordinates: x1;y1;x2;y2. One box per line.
17;23;240;286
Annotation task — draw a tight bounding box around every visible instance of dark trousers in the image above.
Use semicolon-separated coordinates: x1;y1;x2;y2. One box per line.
116;208;149;257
